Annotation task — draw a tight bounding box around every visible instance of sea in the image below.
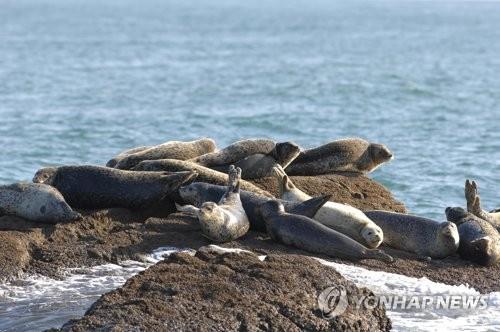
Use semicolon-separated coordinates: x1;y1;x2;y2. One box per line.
0;0;499;330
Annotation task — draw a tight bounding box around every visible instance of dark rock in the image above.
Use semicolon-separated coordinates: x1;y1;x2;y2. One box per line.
61;253;391;332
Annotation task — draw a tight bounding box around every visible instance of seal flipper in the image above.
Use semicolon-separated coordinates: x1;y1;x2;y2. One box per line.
160;171;198;199
176;203;200;215
365;249;394;263
288;194;332;218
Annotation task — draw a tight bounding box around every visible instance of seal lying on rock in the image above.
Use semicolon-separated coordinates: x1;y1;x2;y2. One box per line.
112;138;216;170
273;166;383;248
179;182;331;232
365;211;459;260
208;142;301;179
176;166;250;243
465;179;500;231
259;200;394;263
285;138;393;176
33;165;197;210
190;139;285;167
106;146;150;168
446;207;500;266
0;182;81;223
132;159;272;197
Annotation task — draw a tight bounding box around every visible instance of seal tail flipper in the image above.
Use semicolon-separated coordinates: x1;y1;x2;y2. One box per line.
175;203;200;215
161;171;198;196
289;194;332;217
366;249;394;264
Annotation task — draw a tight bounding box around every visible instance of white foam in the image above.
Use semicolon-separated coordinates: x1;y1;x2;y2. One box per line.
315;258;500;332
0;248;498;332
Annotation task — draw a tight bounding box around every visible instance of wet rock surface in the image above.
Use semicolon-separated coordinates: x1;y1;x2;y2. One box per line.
61;252;391;332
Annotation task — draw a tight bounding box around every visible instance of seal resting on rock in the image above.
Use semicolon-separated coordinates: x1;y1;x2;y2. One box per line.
465;179;500;231
365;211;459;260
190;139;286;167
179;182;331;232
0;182;81;223
106;146;150;168
208;141;301;179
176;165;250;242
112;138;217;170
259;200;394;263
132;159;272;197
285;138;393;176
33;165;197;210
273;166;383;248
446;207;500;266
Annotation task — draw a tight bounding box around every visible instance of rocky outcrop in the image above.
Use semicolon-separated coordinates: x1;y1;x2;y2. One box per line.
61;251;391;331
252;173;407;213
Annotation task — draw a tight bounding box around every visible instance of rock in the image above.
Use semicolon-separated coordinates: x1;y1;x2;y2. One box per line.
60;252;391;331
251;173;407;213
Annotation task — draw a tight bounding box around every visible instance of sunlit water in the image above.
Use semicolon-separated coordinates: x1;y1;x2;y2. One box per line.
1;0;500;331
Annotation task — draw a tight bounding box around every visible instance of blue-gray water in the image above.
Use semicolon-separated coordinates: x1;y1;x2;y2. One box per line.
1;0;500;220
1;1;500;330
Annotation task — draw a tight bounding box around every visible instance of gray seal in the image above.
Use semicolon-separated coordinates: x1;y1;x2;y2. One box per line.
273;166;383;248
177;165;249;242
179;181;331;232
364;210;459;260
106;146;150;168
208;142;300;179
132;159;273;198
259;200;394;263
285;138;393;176
446;207;500;266
113;138;217;170
0;182;81;223
465;179;500;231
33;165;197;210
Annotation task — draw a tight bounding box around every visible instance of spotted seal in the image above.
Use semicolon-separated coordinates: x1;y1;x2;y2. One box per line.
0;182;81;223
176;165;249;242
208;142;300;179
259;200;394;263
33;165;196;210
273;166;383;248
465;179;500;231
364;210;459;260
106;146;150;168
112;138;216;170
285;138;393;176
132;159;272;197
446;206;500;266
179;181;331;232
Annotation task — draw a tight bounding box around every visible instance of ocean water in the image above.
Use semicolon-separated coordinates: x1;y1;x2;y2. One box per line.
1;0;499;220
1;0;500;331
1;247;498;331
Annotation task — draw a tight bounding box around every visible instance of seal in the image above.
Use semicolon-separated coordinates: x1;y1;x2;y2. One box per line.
0;182;82;223
176;165;250;242
190;139;279;167
259;200;394;263
178;181;331;232
132;159;273;198
364;210;459;260
272;166;383;248
113;138;217;170
209;142;300;179
33;165;197;210
446;206;500;266
106;146;150;168
285;138;393;176
465;179;500;231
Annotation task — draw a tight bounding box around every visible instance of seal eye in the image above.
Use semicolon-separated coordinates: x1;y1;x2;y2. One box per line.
40;205;46;214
